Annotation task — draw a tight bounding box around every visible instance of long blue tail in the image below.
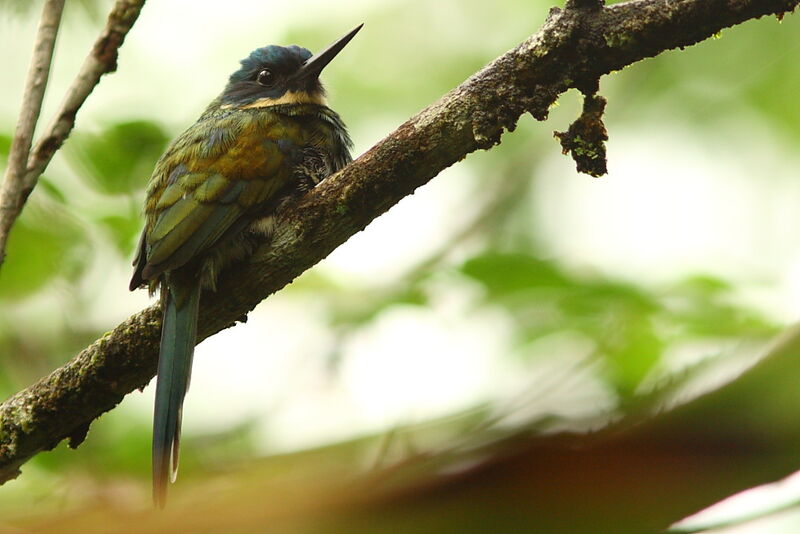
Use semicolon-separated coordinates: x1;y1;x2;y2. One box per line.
153;277;200;508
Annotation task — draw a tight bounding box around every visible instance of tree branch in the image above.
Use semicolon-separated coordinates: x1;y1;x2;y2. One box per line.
0;0;796;496
0;0;65;265
0;0;146;267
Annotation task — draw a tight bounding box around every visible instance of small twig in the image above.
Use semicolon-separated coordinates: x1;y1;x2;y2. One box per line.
24;0;147;183
0;0;65;265
0;0;146;268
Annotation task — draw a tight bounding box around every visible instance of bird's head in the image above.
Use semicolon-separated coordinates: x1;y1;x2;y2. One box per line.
221;24;362;109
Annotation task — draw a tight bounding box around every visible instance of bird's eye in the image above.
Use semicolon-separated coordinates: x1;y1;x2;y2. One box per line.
256;69;276;87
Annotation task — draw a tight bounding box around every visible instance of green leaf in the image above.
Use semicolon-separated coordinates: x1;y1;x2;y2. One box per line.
66;120;169;195
461;252;569;296
560;282;660;318
600;314;663;397
667;275;776;338
672;274;731;298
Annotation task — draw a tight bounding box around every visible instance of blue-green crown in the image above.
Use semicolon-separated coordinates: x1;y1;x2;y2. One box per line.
228;45;312;84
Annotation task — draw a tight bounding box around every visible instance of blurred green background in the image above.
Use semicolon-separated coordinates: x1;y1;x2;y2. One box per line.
1;0;799;531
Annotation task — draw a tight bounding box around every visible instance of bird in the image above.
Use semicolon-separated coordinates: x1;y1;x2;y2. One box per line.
129;25;361;507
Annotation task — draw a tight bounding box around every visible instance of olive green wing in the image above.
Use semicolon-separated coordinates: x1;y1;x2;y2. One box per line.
132;113;293;285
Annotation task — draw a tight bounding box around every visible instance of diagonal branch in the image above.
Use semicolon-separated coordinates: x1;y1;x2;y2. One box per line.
0;0;146;267
0;0;65;265
0;0;797;490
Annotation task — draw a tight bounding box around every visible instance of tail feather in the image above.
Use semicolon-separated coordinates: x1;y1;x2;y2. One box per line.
153;277;200;508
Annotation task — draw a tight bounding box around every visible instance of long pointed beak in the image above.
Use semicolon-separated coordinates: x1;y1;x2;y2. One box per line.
294;24;363;82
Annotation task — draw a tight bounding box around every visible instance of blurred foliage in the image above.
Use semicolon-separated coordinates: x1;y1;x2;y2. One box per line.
460;253;775;396
0;204;87;299
607;11;800;141
0;133;10;155
0;124;90;299
64;120;169;253
65;120;169;196
0;0;798;531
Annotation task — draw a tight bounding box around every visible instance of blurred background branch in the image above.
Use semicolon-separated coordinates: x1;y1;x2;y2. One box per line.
0;0;144;267
0;0;64;264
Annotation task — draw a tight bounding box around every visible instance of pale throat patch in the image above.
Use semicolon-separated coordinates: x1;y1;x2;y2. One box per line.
230;91;328;109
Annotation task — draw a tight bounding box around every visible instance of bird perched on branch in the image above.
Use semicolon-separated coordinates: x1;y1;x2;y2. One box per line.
129;25;361;507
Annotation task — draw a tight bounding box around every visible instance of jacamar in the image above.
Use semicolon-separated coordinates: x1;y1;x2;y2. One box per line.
129;25;361;507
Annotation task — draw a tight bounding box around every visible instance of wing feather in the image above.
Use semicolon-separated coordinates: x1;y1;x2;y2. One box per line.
136;111;292;281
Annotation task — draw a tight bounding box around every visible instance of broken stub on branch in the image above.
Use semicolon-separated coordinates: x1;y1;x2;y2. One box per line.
554;94;609;177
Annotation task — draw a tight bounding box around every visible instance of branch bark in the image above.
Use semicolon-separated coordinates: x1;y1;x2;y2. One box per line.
0;0;145;267
0;0;797;510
